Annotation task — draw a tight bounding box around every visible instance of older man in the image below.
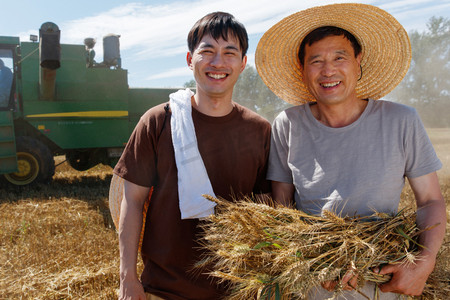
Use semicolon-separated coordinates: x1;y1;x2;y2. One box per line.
256;3;445;299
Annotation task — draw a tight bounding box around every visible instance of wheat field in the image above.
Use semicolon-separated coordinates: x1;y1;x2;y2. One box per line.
0;128;449;299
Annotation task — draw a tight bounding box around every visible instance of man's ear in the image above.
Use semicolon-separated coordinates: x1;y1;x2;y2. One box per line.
356;52;362;65
187;52;193;70
240;55;247;73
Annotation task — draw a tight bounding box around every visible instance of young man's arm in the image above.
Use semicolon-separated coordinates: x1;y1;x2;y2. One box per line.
119;179;151;300
271;180;295;207
378;171;446;296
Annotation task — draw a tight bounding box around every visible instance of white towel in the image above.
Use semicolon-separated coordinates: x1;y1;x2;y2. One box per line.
170;89;216;219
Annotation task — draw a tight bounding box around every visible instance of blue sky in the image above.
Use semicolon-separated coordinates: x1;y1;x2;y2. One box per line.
1;0;449;88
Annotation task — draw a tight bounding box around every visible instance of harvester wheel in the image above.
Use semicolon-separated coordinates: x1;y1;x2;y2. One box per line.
4;136;55;185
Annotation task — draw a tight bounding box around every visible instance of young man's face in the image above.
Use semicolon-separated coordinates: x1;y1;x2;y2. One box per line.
301;35;361;106
187;33;247;99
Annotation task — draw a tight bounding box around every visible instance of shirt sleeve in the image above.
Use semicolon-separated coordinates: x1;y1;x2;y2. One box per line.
113;109;158;187
267;111;294;184
404;109;442;178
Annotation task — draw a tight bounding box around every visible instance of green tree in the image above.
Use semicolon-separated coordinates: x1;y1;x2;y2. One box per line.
183;79;196;88
232;65;291;122
389;17;450;127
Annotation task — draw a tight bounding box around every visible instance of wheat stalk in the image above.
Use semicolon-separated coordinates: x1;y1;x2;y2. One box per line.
196;196;438;300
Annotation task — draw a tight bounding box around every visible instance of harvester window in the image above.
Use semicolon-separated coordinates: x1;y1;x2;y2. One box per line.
0;54;13;108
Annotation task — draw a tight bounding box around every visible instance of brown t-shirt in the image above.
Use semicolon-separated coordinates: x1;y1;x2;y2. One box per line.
114;101;271;300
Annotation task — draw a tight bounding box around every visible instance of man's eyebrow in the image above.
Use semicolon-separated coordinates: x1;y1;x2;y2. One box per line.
335;49;351;56
225;45;240;51
306;54;321;62
199;43;214;49
306;49;351;61
198;43;240;51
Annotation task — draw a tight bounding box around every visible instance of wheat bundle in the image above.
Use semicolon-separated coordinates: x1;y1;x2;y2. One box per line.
197;195;430;300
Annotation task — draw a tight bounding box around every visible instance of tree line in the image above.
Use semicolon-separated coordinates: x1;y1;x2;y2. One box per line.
185;17;449;127
388;17;450;127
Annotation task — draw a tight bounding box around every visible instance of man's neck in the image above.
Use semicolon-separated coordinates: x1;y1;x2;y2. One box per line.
310;98;368;128
191;90;234;117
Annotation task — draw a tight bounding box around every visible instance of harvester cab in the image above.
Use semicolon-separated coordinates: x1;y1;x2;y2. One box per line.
0;37;17;110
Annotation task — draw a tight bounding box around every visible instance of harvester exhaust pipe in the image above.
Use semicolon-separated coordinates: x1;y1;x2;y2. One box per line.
103;34;121;68
39;22;61;100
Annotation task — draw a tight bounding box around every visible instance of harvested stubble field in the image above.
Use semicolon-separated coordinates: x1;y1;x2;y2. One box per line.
0;128;449;299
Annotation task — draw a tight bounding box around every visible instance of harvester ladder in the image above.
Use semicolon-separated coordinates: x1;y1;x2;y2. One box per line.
0;110;18;174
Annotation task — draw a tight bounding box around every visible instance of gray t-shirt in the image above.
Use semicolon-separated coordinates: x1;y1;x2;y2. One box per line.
268;99;441;299
268;99;442;217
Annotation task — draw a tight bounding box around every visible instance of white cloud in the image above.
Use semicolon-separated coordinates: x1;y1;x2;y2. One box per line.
146;66;192;80
52;0;364;61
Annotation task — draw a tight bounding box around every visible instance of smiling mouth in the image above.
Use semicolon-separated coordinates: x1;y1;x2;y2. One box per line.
320;81;341;88
207;73;227;79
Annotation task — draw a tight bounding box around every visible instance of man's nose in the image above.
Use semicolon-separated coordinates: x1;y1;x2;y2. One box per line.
321;61;336;77
210;53;225;67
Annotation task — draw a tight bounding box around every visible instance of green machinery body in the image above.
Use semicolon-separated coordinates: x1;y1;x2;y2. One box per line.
0;23;177;185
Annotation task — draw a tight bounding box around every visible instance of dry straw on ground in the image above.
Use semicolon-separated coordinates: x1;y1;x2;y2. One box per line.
0;159;121;299
197;195;448;300
0;197;119;299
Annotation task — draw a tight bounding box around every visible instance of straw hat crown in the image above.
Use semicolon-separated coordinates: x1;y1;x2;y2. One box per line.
255;3;412;105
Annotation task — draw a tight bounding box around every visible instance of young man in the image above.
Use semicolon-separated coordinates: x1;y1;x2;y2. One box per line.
256;3;445;299
114;12;271;300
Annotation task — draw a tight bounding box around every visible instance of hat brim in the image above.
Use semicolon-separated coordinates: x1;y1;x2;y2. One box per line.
256;3;411;105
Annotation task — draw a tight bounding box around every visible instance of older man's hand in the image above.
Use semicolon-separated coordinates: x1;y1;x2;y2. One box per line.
376;255;435;296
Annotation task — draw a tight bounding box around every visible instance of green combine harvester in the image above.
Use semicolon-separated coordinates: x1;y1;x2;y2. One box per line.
0;22;177;185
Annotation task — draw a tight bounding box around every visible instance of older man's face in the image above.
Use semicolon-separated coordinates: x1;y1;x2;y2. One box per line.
301;35;361;106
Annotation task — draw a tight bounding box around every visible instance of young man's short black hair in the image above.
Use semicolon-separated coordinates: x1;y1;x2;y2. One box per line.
298;26;362;66
187;12;248;58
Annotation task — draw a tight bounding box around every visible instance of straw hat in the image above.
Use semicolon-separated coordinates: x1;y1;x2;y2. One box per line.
255;3;411;105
